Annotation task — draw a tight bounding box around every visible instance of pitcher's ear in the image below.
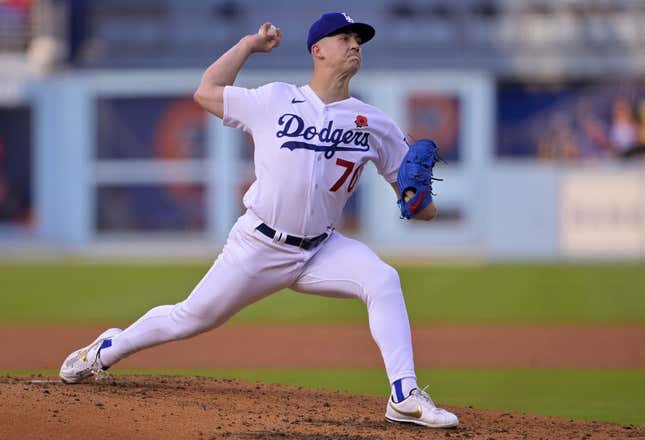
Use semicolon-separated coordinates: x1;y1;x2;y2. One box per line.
311;43;323;59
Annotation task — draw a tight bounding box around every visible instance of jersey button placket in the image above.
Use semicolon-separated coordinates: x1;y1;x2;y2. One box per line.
307;106;327;233
320;107;330;163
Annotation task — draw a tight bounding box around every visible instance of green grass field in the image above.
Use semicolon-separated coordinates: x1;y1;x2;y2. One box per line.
1;262;644;323
1;262;644;425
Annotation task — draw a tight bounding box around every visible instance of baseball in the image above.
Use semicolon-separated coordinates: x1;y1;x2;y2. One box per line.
267;24;277;36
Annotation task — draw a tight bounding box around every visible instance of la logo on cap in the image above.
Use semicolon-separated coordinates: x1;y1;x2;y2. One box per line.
342;12;354;23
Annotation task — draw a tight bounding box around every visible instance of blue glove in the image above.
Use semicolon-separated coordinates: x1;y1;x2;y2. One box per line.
397;139;444;219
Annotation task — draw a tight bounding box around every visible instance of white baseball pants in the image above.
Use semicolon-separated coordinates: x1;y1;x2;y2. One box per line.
100;210;416;383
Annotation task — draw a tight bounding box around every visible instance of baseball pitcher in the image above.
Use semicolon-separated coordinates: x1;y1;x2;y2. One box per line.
60;12;457;429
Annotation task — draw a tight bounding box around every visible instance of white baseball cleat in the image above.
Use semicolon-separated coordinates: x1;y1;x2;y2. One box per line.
385;387;459;428
59;328;122;384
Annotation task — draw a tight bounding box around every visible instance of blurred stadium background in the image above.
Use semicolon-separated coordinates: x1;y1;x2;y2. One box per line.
1;0;643;259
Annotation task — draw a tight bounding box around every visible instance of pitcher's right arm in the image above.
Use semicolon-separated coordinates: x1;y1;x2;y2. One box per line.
193;23;281;119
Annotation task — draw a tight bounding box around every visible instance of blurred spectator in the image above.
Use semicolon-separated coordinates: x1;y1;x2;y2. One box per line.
536;114;580;162
609;97;639;157
498;79;645;162
621;98;645;159
575;99;612;159
629;99;645;158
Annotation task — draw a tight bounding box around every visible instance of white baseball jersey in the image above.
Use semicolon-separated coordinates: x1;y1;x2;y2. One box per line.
223;82;408;236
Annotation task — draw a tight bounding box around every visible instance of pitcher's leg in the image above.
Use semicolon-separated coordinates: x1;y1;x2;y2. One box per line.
100;250;265;366
291;233;416;384
98;216;302;368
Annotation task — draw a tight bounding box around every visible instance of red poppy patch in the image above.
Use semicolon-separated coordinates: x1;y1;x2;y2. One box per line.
355;115;368;128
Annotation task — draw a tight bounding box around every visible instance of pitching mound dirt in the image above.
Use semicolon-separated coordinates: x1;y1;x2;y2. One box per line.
1;375;642;439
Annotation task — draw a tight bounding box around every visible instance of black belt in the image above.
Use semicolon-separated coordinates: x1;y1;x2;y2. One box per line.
256;223;328;250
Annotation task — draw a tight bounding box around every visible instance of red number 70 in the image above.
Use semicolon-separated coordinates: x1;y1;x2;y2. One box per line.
329;158;365;192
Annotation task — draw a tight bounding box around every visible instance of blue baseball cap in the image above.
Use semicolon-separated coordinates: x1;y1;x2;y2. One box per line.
307;12;375;53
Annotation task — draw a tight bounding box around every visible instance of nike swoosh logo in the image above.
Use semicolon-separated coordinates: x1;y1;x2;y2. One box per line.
389;401;423;418
291;98;306;104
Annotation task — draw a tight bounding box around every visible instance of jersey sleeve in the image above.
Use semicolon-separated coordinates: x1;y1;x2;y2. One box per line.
375;122;408;183
223;83;274;134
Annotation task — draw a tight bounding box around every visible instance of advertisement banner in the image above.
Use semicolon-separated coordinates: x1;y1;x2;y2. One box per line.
561;171;645;257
